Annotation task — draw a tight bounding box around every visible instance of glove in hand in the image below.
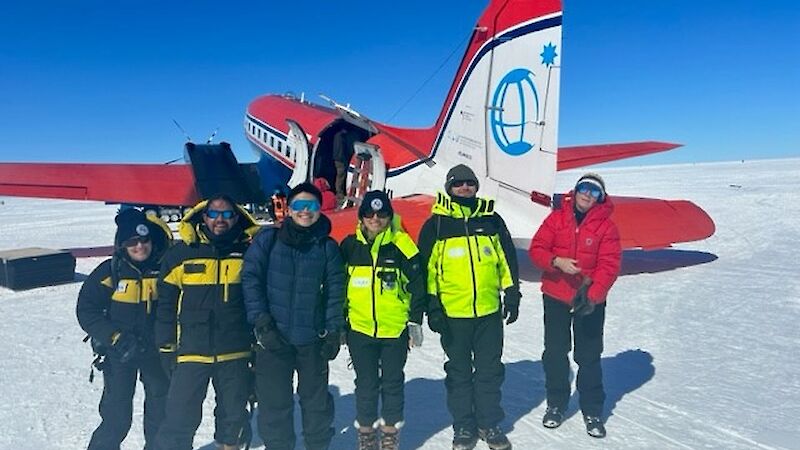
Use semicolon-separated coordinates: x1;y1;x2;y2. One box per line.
320;332;341;360
407;322;424;348
254;315;288;351
572;280;595;317
503;289;521;325
113;333;142;364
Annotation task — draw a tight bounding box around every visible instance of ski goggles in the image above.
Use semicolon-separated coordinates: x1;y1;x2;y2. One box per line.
123;236;151;248
451;179;477;188
205;209;236;220
576;182;602;199
289;199;321;212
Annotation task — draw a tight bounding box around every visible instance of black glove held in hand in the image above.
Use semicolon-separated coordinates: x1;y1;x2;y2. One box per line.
254;315;288;351
319;332;341;360
572;281;595;317
112;333;142;364
503;289;521;325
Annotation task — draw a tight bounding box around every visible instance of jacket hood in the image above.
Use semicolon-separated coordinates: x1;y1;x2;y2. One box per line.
113;212;172;266
431;191;495;219
178;200;260;245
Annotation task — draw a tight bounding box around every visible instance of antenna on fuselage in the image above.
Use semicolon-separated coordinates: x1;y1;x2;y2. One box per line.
206;127;219;144
172;119;193;143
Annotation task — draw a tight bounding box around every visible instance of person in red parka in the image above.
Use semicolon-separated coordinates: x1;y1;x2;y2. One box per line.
313;177;338;212
529;173;621;439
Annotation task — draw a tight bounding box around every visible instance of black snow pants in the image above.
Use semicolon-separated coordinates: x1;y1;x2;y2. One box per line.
255;343;335;450
542;295;606;417
155;359;252;450
88;352;169;450
348;329;409;427
441;311;505;432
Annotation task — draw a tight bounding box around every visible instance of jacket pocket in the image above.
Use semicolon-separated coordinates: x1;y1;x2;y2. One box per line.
177;309;211;354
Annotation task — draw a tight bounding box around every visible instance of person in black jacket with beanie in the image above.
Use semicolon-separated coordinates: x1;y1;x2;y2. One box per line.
77;208;172;450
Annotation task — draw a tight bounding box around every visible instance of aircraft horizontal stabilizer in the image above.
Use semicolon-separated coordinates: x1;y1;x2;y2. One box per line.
611;196;715;250
0;163;199;206
557;141;681;171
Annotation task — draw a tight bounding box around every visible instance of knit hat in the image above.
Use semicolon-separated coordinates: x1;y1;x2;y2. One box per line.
445;164;480;193
358;190;394;218
288;181;323;204
575;173;606;202
114;209;152;248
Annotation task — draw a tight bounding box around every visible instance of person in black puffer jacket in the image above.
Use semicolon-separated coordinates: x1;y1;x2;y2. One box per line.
243;182;346;450
76;208;172;450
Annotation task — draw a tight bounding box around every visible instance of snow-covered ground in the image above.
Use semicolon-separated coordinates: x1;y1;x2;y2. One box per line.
1;158;798;450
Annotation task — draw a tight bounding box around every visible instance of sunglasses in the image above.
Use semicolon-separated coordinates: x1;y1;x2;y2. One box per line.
362;211;391;219
123;236;151;248
205;209;236;219
576;182;602;199
451;180;477;188
290;199;321;212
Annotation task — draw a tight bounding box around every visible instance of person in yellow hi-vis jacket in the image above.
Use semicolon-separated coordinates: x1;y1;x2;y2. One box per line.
339;190;427;450
417;165;521;450
77;208;172;450
154;194;260;450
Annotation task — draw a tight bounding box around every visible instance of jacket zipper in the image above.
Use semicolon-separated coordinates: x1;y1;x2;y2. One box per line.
464;215;478;317
223;265;230;302
371;233;386;338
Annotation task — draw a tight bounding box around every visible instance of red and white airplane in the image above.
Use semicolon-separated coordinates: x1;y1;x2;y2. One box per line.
0;0;714;250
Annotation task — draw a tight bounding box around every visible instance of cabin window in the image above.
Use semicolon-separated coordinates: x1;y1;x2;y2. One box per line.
278;141;283;152
269;136;275;147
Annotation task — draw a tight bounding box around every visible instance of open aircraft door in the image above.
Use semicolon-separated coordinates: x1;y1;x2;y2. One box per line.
286;119;314;188
344;142;386;205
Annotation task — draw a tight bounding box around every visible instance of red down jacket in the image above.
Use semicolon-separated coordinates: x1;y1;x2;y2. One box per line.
529;194;622;305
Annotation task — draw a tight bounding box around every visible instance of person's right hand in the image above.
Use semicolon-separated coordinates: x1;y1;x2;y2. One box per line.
112;332;141;364
254;315;288;351
553;257;581;275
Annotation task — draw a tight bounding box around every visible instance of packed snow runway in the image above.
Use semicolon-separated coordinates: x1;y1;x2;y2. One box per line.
1;158;798;450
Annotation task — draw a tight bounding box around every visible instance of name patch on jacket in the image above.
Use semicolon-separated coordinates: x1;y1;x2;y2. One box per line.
185;263;206;274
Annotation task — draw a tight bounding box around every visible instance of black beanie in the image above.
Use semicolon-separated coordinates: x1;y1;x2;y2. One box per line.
114;209;152;248
358;190;394;218
445;164;480;193
575;172;607;202
288;182;323;204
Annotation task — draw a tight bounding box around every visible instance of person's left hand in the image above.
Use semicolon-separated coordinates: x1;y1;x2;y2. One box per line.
503;289;521;325
320;332;341;360
407;322;424;348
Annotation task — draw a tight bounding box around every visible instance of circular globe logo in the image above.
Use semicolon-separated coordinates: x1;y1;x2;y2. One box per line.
490;68;539;156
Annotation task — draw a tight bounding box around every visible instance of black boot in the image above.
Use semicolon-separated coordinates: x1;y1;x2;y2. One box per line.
478;426;511;450
584;415;606;438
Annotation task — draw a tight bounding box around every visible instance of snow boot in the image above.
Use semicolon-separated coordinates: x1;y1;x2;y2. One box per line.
357;427;379;450
584;415;606;438
452;427;478;450
542;406;565;429
478;426;512;450
379;427;400;450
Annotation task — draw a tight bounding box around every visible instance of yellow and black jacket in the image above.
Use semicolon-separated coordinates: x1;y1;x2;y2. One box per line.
417;192;520;318
76;214;172;349
155;200;260;364
340;215;426;339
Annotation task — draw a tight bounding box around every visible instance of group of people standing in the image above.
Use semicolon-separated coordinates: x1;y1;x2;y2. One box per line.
77;165;621;450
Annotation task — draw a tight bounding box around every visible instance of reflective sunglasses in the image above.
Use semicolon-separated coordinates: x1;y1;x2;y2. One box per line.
123;236;150;248
290;199;321;212
362;210;391;219
576;182;602;199
451;180;477;188
205;209;236;219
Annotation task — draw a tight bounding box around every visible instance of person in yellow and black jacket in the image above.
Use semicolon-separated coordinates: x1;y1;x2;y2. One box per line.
417;164;521;450
339;190;427;450
76;208;172;450
153;194;259;450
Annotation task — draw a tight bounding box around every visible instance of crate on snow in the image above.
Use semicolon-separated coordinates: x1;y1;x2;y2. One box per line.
0;247;76;290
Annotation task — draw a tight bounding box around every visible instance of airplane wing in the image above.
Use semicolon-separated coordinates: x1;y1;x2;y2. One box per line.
557;141;681;171
0;163;199;205
611;196;715;250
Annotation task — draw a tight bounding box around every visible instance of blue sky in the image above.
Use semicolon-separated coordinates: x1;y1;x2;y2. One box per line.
1;0;797;166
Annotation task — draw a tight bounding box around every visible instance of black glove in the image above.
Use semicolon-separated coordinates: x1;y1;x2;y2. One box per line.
320;332;341;360
426;295;451;342
254;315;288;352
572;281;595;317
112;333;142;364
503;288;521;325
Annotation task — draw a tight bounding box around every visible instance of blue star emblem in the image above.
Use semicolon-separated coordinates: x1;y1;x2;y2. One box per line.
541;43;558;66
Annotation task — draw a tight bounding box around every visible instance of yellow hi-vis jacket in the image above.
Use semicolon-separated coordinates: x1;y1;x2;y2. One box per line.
417;192;518;318
340;215;427;338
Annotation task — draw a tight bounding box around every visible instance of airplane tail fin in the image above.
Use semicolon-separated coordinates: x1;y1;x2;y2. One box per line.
430;0;563;204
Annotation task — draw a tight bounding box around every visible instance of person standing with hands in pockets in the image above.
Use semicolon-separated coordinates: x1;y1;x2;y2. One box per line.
339;190;427;450
529;173;621;438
